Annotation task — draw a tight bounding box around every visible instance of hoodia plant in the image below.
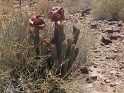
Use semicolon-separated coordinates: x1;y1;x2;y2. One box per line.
24;6;80;79
29;15;46;55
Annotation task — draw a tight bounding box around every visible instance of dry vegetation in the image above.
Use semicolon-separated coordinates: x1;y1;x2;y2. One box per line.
1;0;124;93
63;0;92;14
0;0;95;93
92;0;124;20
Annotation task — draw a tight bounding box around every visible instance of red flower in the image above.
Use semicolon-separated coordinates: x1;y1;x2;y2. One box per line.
48;6;64;22
40;37;57;47
29;15;46;29
41;37;49;43
41;37;50;47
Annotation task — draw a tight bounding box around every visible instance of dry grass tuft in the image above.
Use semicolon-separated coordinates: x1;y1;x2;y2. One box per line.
35;0;58;16
92;0;124;20
63;0;92;14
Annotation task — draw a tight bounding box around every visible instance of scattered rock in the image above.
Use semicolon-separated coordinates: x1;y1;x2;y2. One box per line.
108;21;113;25
107;33;118;40
112;21;118;24
110;83;116;87
78;17;84;20
93;49;100;53
81;8;91;16
95;84;108;92
118;21;123;27
101;36;112;45
107;17;117;21
94;64;98;68
121;39;124;43
110;81;121;87
109;70;117;75
104;79;111;83
122;61;124;64
86;76;97;83
112;26;120;33
114;81;121;85
90;21;98;29
105;27;113;33
106;54;117;60
112;49;120;53
80;67;89;74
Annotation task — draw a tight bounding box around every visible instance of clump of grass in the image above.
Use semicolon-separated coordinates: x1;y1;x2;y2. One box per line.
0;10;60;93
63;0;92;14
35;0;57;16
92;0;124;20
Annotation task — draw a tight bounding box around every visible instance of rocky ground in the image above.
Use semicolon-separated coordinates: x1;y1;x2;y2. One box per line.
69;10;124;93
0;1;124;93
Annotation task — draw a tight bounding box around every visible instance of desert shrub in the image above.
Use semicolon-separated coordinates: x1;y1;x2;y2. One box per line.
92;0;124;20
0;1;96;93
63;0;92;14
35;0;57;16
0;12;60;93
0;15;95;93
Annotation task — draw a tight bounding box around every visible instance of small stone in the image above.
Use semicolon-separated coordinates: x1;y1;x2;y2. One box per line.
95;84;108;92
115;73;121;77
118;21;123;27
93;49;100;52
86;76;97;83
104;79;111;83
113;49;120;53
110;83;116;87
114;81;121;85
78;17;84;20
101;85;108;92
112;26;120;33
103;20;108;23
110;81;121;87
122;61;124;64
107;33;118;40
108;21;113;25
81;8;91;16
80;67;89;74
101;36;112;45
105;27;113;33
94;56;101;58
90;21;98;29
109;70;117;75
106;54;117;60
121;39;124;43
107;17;116;21
112;21;118;24
69;14;73;17
94;64;98;68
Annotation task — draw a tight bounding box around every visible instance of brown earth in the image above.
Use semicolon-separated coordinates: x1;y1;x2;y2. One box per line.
0;1;124;93
69;10;124;93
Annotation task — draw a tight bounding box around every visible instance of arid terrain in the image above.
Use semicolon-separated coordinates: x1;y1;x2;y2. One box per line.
0;0;124;93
